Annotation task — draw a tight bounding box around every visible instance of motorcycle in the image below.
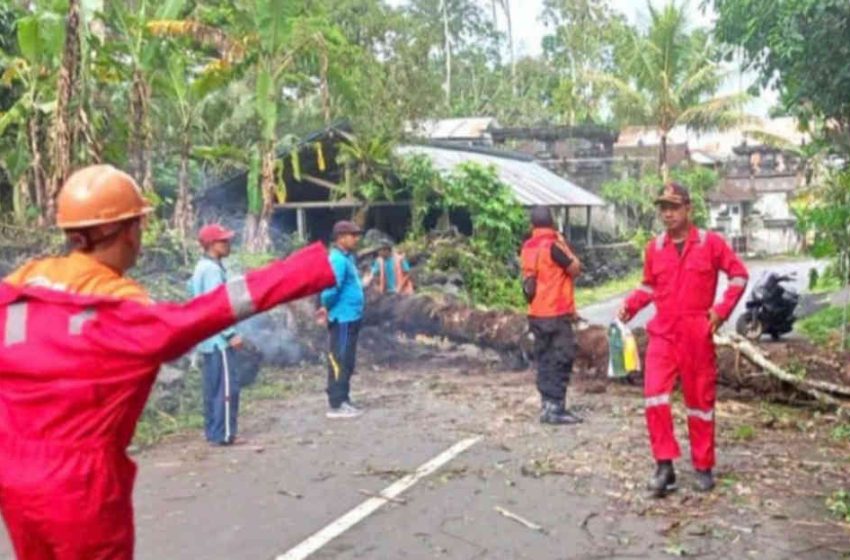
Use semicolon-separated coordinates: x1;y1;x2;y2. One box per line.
735;272;799;341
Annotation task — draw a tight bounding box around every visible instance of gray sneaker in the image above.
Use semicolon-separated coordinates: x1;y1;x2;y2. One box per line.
342;401;363;413
326;402;363;419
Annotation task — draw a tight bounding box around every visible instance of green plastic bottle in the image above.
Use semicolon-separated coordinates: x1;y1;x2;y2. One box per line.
607;322;627;379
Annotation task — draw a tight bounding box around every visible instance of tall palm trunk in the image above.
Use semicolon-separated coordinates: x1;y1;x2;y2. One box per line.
130;70;153;192
659;131;669;181
48;0;82;224
78;104;103;162
173;126;194;240
28;117;46;225
246;144;275;253
14;175;30;222
320;51;331;125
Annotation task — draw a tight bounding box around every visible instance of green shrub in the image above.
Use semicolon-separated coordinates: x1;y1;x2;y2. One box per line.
827;490;850;522
797;305;848;346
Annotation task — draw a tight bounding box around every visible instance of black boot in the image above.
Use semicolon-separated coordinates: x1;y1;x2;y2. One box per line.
540;399;583;425
647;460;677;498
694;469;715;493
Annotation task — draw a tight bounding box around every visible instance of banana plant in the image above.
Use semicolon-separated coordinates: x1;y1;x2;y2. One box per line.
0;5;65;223
160;48;233;241
242;0;337;252
104;0;187;193
335;132;397;226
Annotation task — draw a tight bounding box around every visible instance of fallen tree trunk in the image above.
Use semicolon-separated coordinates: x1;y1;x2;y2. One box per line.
363;294;850;411
363;293;621;374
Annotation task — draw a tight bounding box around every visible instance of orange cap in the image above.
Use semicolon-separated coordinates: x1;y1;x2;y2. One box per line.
56;165;153;229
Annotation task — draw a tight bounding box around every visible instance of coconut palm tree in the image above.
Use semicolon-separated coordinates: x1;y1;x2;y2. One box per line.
592;2;750;175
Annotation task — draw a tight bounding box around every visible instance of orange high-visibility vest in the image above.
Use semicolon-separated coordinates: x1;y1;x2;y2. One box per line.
377;254;414;295
520;228;575;318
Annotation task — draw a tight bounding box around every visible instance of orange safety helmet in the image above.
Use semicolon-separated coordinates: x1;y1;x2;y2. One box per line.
56;165;153;229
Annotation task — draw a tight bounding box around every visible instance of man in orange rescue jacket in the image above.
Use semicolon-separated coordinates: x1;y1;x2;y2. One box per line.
0;165;335;559
619;182;748;497
371;241;413;295
520;206;583;425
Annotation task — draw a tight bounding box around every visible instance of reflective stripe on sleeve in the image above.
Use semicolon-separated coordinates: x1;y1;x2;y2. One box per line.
4;302;27;346
226;277;256;320
69;309;96;335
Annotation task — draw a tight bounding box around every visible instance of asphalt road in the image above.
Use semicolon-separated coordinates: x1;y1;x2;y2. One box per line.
581;258;826;333
0;342;846;560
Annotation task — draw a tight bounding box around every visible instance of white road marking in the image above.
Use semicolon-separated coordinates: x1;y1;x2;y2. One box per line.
275;435;483;560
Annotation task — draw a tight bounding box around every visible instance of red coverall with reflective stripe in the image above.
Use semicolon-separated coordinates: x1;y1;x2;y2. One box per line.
0;243;335;560
624;227;748;470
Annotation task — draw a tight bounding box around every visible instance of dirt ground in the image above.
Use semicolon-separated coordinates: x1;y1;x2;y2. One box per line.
0;332;848;560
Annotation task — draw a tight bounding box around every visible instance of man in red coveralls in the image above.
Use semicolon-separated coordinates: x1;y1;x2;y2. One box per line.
0;164;335;559
619;182;748;497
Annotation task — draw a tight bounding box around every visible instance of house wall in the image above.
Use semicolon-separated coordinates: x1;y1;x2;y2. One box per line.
753;191;793;220
709;202;744;235
709;191;800;255
749;224;800;255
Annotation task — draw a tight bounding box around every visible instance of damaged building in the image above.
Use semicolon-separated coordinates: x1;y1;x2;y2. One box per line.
198;121;605;246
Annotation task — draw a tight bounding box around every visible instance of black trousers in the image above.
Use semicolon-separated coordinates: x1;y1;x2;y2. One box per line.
529;316;576;402
326;320;362;408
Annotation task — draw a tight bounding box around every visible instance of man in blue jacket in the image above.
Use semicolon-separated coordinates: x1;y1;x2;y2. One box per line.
317;221;366;419
190;224;244;444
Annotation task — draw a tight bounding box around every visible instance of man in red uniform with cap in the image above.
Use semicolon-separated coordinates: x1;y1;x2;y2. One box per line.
619;182;748;497
0;164;335;559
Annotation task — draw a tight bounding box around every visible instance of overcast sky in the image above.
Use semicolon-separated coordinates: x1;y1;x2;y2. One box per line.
512;0;716;56
387;0;777;116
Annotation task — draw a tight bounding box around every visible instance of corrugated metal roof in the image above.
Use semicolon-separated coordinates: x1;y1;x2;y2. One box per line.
396;144;605;207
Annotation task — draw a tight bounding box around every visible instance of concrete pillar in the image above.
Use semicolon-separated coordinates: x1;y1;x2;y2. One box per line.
586;206;593;247
296;208;307;240
556;206;567;234
565;207;572;242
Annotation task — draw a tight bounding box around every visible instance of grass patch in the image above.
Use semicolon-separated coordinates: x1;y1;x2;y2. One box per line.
797;305;849;346
811;273;844;294
133;364;320;449
133;363;204;449
731;424;757;442
831;424;850;442
575;270;643;308
134;407;204;449
243;376;304;401
827;490;850;522
242;368;322;410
